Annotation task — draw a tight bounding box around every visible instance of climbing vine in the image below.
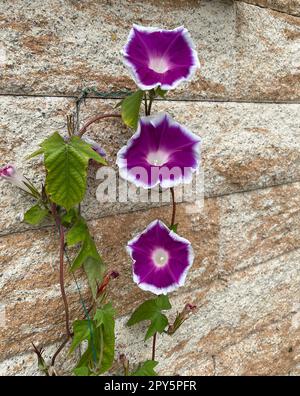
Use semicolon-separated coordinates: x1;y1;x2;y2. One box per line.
0;24;200;376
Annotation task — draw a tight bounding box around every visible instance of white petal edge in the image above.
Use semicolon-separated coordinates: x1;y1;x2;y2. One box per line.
116;112;201;189
121;24;200;91
127;219;194;295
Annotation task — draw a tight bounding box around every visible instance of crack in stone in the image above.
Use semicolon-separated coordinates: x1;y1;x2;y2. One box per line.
1;92;300;105
237;0;300;17
2;177;300;238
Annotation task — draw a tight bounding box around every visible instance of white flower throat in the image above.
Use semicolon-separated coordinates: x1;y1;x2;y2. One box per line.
148;57;169;74
153;248;169;267
147;150;169;167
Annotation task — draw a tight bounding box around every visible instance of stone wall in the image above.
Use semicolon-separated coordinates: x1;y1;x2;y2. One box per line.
0;0;299;376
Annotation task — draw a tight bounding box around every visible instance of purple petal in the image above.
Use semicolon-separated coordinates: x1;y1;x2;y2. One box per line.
116;113;201;189
123;25;199;90
127;220;194;295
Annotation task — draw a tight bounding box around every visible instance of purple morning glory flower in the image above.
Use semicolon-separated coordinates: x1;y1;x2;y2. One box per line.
0;164;32;194
127;220;194;295
116;113;201;189
81;135;106;157
122;24;199;90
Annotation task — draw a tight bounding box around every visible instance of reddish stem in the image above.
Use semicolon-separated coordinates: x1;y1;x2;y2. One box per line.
170;187;176;227
51;337;69;367
50;204;71;339
78;113;121;137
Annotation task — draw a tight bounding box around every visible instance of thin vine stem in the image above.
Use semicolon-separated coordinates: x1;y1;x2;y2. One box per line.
148;96;153;115
51;337;70;367
50;109;121;368
145;90;158;362
170;187;176;227
50;204;71;339
78;113;121;137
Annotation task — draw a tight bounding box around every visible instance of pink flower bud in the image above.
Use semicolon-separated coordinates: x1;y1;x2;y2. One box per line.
0;164;32;194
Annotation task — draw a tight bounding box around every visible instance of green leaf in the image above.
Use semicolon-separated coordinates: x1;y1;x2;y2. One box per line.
127;295;171;340
24;204;49;225
94;303;116;374
61;208;78;225
66;216;88;246
71;305;116;375
155;86;167;98
70;320;99;374
131;360;158;376
26;147;44;160
41;132;106;210
94;303;116;327
66;217;105;297
145;314;168;340
121;90;143;129
73;366;90;376
169;223;178;233
70;320;92;353
70;136;107;166
84;257;105;299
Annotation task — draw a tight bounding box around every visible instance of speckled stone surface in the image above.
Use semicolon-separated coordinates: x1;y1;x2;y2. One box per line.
239;0;300;16
0;244;299;375
0;0;300;100
0;183;299;373
1;96;300;235
235;2;300;101
0;0;235;99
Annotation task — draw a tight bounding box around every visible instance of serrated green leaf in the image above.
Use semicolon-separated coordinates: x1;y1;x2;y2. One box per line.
24;204;49;225
66;217;105;297
131;360;158;376
121;90;143;129
127;295;171;340
70;137;107;166
41;132;106;210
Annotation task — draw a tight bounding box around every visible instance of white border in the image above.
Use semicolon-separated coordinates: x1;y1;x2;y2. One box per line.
116;112;201;189
121;24;200;91
126;219;194;295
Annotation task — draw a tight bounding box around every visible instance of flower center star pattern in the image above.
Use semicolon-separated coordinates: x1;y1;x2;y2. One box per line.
127;220;194;295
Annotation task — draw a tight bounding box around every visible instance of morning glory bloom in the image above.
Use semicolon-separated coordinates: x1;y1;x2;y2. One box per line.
122;24;199;90
0;164;32;194
127;220;194;295
116;113;201;189
81;135;106;157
